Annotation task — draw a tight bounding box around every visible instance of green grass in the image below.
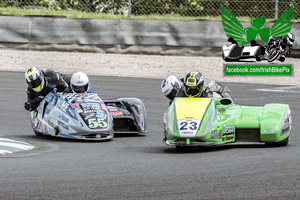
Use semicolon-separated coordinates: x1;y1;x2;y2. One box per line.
0;7;125;19
0;7;246;21
0;7;299;22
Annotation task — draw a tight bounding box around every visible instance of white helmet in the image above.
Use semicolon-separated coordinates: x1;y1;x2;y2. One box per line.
70;72;89;93
287;33;295;44
161;76;182;100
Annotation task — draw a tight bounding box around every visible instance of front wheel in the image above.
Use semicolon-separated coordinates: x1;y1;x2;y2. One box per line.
34;129;43;136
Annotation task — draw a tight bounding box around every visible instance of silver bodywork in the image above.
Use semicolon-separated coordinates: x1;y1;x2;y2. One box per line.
30;91;114;140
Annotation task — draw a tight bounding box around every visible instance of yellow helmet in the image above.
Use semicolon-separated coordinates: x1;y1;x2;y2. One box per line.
183;71;204;97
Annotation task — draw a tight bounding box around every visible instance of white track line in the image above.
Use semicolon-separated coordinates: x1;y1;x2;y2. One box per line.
255;85;300;93
0;138;36;155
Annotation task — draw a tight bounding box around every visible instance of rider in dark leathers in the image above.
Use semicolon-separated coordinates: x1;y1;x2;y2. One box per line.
161;71;233;103
24;67;70;111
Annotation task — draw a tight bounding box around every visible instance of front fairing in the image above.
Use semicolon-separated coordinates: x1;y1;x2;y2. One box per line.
164;97;291;146
58;93;113;134
164;97;236;146
31;91;114;140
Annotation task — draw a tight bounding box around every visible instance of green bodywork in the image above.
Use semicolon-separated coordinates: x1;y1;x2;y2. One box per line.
163;97;291;147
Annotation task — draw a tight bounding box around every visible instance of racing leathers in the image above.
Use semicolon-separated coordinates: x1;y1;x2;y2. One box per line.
25;70;69;111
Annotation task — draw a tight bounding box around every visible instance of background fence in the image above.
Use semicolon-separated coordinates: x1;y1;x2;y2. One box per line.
0;0;299;20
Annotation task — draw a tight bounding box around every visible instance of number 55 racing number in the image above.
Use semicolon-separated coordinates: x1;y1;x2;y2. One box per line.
88;118;108;129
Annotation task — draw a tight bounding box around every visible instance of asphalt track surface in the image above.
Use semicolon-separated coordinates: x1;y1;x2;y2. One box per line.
1;71;300;200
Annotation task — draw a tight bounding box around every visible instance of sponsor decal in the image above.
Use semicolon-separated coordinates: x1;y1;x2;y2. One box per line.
58;120;69;130
223;125;235;135
101;103;107;111
182;131;193;134
107;106;118;112
61;114;69;123
68;109;76;118
185;117;194;121
263;130;274;133
96;112;107;119
68;101;74;109
83;109;101;113
61;101;69;111
84;113;95;120
222;136;234;142
72;102;83;113
81;103;101;110
45;91;55;102
47;119;55;128
211;130;222;139
73;102;80;108
109;111;123;116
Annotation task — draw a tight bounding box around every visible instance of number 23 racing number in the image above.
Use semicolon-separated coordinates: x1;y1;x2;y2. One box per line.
177;119;200;137
88;118;108;129
179;121;198;130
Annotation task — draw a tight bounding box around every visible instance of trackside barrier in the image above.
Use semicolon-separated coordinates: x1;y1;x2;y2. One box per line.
0;16;299;57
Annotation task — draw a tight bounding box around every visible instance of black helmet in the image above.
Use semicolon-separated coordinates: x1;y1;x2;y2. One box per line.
183;71;204;97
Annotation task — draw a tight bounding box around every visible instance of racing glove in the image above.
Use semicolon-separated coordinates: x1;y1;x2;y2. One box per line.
25;97;41;111
24;102;31;111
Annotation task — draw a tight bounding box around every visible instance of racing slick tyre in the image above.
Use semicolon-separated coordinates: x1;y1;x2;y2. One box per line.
265;137;289;147
34;129;43;136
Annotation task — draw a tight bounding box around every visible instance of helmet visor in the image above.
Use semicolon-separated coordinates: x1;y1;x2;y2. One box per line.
186;85;203;97
186;75;198;89
72;84;88;93
27;76;42;88
27;76;44;92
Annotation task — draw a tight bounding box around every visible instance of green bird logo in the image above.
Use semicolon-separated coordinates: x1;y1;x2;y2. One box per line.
222;6;293;46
